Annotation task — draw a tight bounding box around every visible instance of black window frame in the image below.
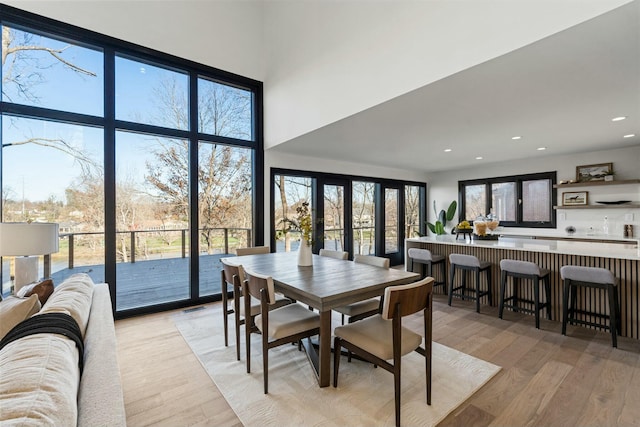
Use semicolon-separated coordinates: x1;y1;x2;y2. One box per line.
0;4;264;318
459;171;557;228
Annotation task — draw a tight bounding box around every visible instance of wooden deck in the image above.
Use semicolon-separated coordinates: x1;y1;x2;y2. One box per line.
51;254;227;311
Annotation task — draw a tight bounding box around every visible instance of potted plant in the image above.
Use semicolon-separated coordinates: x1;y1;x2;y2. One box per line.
427;200;457;235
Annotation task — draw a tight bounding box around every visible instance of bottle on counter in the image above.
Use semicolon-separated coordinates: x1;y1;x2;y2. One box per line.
603;216;609;235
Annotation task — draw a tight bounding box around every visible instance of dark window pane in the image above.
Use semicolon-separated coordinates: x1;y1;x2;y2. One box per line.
492;182;516;221
324;185;345;251
465;184;486;220
523;179;551;222
116;56;189;130
2;25;103;116
405;185;421;238
198;78;253;141
353;181;375;256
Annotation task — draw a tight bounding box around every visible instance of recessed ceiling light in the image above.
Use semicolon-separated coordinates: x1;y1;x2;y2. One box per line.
623;134;636;138
444;148;452;152
537;147;547;151
511;136;522;140
612;116;627;122
475;156;483;160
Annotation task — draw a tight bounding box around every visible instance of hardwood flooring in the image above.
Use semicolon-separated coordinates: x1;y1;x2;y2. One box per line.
115;295;640;426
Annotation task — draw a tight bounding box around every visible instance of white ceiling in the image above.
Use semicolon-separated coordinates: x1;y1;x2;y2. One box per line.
269;1;640;174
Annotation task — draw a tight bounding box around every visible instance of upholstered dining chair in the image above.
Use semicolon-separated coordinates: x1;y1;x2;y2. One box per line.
318;248;349;260
333;277;434;427
220;259;290;361
236;246;270;256
243;269;321;394
334;254;390;324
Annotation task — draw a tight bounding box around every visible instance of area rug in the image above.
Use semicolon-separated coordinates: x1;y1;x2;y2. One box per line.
174;305;500;427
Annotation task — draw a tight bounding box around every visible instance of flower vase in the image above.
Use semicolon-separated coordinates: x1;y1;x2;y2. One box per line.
297;238;313;266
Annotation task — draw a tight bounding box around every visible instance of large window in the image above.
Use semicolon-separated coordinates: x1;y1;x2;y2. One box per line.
459;172;556;228
271;169;425;265
0;5;263;315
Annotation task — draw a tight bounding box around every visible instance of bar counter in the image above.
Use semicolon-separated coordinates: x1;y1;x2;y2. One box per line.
406;235;640;339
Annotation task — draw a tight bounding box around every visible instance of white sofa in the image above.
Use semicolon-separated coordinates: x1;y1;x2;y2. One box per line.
0;274;126;426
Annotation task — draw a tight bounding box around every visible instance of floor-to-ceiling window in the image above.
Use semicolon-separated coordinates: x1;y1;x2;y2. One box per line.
271;169;425;264
0;5;263;315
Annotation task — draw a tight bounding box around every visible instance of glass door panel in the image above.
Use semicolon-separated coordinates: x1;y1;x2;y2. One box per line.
198;142;253;296
274;175;313;253
323;184;346;252
384;187;399;254
115;131;190;310
352;181;375;256
405;185;422;238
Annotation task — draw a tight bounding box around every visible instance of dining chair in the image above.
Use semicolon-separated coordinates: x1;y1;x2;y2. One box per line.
236;246;270;256
333;276;434;427
334;254;390;324
318;248;348;260
243;268;321;394
220;259;290;361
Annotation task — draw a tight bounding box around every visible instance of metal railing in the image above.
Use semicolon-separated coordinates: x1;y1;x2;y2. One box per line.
60;227;252;269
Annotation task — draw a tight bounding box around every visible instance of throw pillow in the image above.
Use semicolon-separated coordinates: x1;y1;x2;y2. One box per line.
0;295;41;340
39;273;94;338
26;279;55;306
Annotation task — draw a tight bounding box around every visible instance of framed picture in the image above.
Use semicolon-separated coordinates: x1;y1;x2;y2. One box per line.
576;163;613;182
562;191;588;206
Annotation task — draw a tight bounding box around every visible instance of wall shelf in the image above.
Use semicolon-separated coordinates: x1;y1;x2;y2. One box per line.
554;204;640;210
554;179;640;188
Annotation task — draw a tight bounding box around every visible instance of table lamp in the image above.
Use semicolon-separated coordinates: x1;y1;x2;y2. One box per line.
0;222;59;293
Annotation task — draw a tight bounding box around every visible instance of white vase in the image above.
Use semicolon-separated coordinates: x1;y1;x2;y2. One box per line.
297;238;313;266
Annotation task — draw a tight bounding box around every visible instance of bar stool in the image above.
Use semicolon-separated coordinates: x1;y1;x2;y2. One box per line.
448;254;492;313
499;259;551;329
561;265;621;348
407;248;447;294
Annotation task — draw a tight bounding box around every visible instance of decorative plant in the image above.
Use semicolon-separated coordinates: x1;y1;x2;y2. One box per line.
279;201;313;246
427;200;457;235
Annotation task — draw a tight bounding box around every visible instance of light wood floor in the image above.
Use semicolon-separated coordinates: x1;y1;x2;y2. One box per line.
115;295;640;426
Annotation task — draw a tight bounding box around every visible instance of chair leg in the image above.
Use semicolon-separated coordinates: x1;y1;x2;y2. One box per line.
441;261;448;295
461;270;467;301
448;266;455;306
475;269;481;313
561;280;570;336
394;359;401;427
222;286;229;347
263;334;269;394
245;317;252;374
486;267;492;306
234;298;242;361
512;277;520;312
426;262;433;280
534;277;541;329
608;285;618;348
544;276;552;320
333;337;341;387
499;270;507;319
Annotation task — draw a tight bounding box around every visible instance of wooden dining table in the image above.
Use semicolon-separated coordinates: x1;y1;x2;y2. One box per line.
222;251;420;387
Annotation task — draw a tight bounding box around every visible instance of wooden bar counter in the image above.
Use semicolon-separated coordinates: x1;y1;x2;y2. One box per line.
406;235;640;339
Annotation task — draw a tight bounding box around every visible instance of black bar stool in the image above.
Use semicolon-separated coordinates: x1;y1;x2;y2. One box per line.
448;254;492;313
561;265;621;347
407;248;447;294
499;259;551;329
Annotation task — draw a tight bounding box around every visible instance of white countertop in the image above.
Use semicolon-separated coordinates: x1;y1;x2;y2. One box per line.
407;235;640;260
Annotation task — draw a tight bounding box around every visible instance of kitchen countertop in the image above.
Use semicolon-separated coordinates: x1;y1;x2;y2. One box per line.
407;235;640;261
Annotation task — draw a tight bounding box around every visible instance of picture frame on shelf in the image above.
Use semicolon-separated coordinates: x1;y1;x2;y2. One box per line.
562;191;588;206
576;163;613;182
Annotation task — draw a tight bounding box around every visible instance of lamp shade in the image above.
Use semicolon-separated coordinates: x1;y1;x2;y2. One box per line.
0;222;59;256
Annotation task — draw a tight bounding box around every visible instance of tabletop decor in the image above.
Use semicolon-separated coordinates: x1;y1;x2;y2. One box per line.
295;202;313;266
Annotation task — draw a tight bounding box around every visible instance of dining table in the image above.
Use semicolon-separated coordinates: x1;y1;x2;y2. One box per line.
221;251;420;387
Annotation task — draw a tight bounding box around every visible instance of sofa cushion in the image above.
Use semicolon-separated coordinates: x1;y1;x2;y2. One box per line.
0;295;41;340
38;273;94;338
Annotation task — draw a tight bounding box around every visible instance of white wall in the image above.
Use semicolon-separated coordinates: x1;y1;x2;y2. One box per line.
3;0;265;81
263;0;632;149
426;145;640;238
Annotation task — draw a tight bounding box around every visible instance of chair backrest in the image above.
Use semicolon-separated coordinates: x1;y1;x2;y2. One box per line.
236;246;270;256
560;265;616;285
408;248;433;262
243;269;277;304
500;259;541;276
319;249;348;260
449;253;480;267
221;259;245;287
354;254;390;268
382;277;434;320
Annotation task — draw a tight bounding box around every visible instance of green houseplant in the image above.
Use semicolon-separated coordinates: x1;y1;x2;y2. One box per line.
427;200;457;235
